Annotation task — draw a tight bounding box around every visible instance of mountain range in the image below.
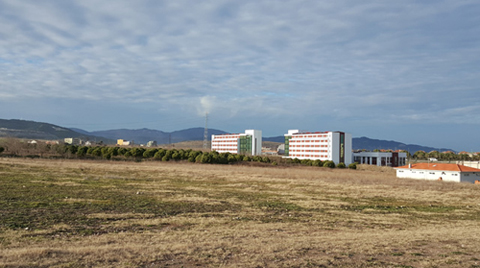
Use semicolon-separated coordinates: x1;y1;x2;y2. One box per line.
0;119;455;153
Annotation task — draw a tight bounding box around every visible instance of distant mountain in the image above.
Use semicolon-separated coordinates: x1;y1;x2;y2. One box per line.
264;135;454;153
264;136;285;143
0;119;112;143
352;137;454;153
85;127;228;144
0;119;456;152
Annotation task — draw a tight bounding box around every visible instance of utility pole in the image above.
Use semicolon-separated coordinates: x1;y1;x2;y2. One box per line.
203;113;208;150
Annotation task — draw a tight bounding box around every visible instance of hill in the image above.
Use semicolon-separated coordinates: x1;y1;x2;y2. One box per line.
0;119;455;152
87;127;227;144
0;119;112;143
353;136;454;153
264;135;454;153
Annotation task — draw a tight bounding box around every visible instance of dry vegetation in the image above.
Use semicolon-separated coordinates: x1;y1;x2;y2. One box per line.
1;158;480;267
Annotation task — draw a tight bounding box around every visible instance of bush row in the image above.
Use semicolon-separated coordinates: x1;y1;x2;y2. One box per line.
0;142;355;169
284;157;356;169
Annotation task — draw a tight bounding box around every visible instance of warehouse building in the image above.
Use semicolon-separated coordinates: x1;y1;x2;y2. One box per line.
211;129;262;156
395;163;480;183
353;151;407;167
284;130;352;165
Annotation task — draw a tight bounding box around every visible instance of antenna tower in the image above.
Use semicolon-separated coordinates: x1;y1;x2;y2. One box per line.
203;113;208;149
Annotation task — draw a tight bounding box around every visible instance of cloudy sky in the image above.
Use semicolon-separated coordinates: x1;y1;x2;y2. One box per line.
1;1;479;151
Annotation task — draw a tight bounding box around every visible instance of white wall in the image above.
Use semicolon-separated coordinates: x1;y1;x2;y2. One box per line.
396;169;480;183
344;133;352;165
245;129;262;156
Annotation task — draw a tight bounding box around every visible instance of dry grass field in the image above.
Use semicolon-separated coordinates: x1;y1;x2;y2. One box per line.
1;158;480;267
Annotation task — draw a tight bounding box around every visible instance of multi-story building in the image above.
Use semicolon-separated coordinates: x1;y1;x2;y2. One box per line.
211;129;262;156
353;151;407;167
284;130;352;165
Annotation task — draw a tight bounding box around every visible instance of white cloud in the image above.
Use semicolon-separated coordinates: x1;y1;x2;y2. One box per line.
0;0;480;149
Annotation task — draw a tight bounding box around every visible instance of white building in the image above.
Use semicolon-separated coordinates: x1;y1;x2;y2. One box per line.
395;163;480;183
353;151;407;167
284;130;352;165
64;137;82;145
211;129;262;156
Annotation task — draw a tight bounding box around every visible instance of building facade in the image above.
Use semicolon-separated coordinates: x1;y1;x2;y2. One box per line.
64;138;82;145
211;129;262;156
284;130;352;165
353;151;407;167
395;163;480;183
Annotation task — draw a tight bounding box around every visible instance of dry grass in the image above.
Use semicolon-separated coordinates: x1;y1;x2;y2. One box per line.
1;158;480;267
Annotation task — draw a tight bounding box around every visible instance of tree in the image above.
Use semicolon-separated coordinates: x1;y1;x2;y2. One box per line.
323;161;335;168
413;151;426;160
76;146;88;157
143;149;157;158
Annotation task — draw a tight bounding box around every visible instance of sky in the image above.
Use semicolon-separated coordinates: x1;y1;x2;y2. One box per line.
0;1;479;152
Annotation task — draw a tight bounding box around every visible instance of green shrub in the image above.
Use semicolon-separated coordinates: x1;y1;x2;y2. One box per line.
271;161;278;166
143;148;157;158
301;159;313;166
76;146;88;157
253;156;262;162
337;162;346;169
243;156;251;162
348;162;357;169
0;146;4;154
323;161;335;168
291;158;301;164
227;154;237;163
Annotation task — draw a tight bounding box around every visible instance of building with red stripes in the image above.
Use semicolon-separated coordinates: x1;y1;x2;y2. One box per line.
284;129;352;165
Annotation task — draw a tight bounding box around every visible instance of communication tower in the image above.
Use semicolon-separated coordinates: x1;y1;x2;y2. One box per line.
203;113;208;149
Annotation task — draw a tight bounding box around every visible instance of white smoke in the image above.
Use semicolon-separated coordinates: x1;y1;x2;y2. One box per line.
198;96;217;116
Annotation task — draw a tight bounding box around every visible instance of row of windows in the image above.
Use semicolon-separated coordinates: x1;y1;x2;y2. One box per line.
292;134;328;138
290;150;328;153
406;171;459;176
290;145;329;148
212;145;238;148
290;154;328;158
212;143;237;146
289;140;329;143
214;148;237;152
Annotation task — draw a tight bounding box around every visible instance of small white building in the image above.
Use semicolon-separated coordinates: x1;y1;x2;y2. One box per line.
211;129;262;156
353;151;407;167
395;163;480;183
284;129;352;165
64;137;82;145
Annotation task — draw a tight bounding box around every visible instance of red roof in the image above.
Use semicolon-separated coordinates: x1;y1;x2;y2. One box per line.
395;163;480;172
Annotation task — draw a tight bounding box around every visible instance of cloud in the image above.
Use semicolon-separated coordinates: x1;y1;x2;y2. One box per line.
0;0;480;150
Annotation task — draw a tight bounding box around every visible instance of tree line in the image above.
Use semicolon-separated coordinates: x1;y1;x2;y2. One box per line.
411;150;479;162
0;140;355;169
